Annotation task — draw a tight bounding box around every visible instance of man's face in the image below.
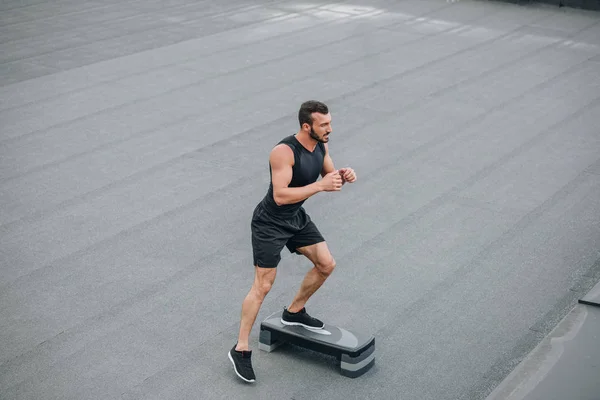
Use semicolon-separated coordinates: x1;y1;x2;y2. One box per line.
307;112;332;143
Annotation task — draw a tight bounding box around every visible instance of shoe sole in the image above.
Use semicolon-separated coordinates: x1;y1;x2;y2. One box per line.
228;351;256;383
280;318;324;331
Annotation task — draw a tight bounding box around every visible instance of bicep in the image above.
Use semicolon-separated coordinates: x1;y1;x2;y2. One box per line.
270;145;293;192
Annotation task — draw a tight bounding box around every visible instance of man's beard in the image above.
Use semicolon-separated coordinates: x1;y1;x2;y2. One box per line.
309;126;329;143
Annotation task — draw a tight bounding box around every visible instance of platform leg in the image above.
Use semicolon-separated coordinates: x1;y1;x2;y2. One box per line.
259;329;283;352
340;343;376;378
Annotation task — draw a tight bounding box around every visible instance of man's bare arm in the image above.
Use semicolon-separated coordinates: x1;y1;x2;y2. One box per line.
271;144;324;206
321;143;356;184
321;143;336;178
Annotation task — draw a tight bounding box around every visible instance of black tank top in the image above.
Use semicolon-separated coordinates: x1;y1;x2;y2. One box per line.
261;135;326;217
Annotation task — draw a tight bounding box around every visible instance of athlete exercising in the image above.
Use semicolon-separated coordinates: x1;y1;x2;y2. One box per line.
228;100;357;383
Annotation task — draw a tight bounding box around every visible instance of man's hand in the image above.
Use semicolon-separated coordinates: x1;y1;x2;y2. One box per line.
319;170;343;192
338;167;357;184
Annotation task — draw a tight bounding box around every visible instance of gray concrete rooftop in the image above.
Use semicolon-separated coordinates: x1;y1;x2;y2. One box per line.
1;0;600;399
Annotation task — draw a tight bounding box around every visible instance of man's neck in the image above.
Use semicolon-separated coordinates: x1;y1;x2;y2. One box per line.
295;131;318;151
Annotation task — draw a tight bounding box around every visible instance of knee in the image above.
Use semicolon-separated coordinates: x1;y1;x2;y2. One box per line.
257;280;273;298
253;273;275;299
316;257;336;277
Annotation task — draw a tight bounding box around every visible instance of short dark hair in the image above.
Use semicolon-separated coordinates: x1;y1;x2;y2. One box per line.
298;100;329;128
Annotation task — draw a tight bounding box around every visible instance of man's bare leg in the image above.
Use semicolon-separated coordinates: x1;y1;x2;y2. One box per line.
287;242;336;313
236;266;277;351
287;267;330;313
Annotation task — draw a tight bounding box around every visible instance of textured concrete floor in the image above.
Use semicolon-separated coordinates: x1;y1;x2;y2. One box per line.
1;1;600;399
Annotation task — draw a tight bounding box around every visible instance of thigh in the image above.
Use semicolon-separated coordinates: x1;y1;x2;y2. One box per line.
285;220;325;255
295;241;335;270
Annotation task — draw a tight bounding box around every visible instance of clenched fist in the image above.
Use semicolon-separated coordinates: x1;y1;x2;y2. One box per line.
338;167;357;184
320;170;343;192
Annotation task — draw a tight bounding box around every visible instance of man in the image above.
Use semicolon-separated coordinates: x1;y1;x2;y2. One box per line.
228;100;357;383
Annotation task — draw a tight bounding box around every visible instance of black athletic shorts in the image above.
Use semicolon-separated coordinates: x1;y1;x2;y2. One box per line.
251;203;325;268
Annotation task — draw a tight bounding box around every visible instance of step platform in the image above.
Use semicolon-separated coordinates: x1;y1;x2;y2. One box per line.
579;278;600;308
259;312;375;378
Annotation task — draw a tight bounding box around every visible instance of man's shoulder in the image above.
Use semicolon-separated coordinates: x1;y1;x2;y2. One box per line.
319;141;327;153
272;135;298;153
276;134;298;148
270;142;295;165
